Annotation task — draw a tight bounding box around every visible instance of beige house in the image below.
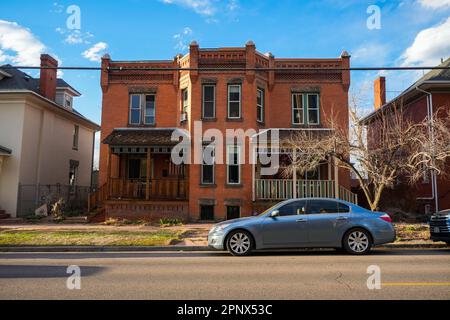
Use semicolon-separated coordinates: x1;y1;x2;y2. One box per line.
0;54;100;218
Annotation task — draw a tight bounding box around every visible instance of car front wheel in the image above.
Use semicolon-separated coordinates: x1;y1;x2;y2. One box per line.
226;230;253;256
343;228;372;255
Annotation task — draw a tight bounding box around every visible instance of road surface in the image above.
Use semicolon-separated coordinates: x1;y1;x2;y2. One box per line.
0;248;449;299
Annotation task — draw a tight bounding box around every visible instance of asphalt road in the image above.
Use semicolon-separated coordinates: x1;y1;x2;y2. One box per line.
0;248;449;300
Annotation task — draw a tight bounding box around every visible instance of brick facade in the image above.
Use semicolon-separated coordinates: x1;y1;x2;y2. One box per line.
99;42;351;221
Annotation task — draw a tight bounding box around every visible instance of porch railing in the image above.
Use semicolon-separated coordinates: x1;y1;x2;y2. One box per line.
255;179;357;204
88;178;188;212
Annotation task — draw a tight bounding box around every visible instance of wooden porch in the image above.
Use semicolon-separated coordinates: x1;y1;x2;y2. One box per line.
89;128;190;212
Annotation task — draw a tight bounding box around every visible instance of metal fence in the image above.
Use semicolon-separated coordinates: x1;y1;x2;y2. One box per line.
17;184;92;217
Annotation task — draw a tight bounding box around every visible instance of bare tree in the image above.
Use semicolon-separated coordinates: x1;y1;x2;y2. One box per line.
283;100;450;212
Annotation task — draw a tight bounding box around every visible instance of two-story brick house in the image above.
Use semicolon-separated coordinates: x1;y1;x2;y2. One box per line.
93;41;356;221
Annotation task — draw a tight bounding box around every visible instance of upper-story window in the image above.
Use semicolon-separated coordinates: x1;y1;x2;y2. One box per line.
65;94;73;109
228;84;241;119
182;88;188;113
257;88;264;122
72;125;79;150
292;93;320;125
202;85;215;119
129;94;155;125
227;145;241;185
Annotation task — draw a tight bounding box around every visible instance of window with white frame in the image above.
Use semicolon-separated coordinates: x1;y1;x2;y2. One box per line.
292;93;320;125
227;145;241;184
257;88;264;122
202;85;215;119
228;84;241;119
292;93;304;124
201;144;215;184
129;94;156;125
307;94;320;124
182;88;188;113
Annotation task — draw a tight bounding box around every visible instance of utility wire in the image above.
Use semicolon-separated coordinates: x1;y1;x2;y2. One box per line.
1;65;450;72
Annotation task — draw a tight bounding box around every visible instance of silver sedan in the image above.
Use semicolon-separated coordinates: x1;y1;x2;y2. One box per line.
208;198;396;256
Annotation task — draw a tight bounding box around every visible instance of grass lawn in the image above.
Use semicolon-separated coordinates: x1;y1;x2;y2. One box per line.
0;229;184;246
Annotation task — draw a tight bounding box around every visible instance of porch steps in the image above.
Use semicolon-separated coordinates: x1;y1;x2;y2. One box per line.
88;207;106;223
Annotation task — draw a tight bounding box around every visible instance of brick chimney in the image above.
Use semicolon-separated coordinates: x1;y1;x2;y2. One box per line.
374;76;386;110
39;54;58;101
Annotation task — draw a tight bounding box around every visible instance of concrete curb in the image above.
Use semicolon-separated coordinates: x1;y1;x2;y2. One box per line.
0;243;447;252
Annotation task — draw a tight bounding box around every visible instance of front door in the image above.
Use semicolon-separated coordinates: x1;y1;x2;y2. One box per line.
226;206;240;220
306;199;351;245
262;200;308;247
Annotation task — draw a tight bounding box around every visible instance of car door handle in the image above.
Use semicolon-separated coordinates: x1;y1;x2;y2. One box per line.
336;216;348;221
296;218;307;222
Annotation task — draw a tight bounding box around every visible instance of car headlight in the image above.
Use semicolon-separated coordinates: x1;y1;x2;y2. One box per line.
211;223;230;233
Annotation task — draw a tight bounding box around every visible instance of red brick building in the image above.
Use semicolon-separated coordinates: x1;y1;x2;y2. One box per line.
92;41;356;221
361;58;450;215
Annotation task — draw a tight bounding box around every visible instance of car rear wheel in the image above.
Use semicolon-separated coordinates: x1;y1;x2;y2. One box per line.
343;229;372;255
226;230;253;256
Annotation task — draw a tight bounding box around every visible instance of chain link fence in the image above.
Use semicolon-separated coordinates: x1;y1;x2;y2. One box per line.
17;184;92;217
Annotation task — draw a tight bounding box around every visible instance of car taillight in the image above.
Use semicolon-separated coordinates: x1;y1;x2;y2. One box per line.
379;214;392;223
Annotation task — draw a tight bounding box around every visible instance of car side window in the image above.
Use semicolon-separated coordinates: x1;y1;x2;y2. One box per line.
277;201;307;216
306;200;339;214
337;202;350;213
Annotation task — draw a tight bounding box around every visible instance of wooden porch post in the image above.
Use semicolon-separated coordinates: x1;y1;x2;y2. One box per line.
107;146;112;198
252;145;256;202
334;156;339;199
292;148;297;198
146;147;151;200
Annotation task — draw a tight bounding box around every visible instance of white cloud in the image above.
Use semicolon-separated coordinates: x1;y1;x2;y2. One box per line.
55;27;94;45
162;0;216;16
173;27;193;52
418;0;450;9
82;42;108;62
351;43;391;65
161;0;239;18
0;20;46;66
401;16;450;66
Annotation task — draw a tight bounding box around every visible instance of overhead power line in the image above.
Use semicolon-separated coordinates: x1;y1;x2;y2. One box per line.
1;65;450;72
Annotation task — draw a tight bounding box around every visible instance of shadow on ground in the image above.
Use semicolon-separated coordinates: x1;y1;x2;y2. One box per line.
0;265;104;278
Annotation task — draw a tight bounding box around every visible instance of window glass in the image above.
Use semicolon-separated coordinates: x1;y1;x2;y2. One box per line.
337;202;350;213
292;94;303;124
203;85;215;118
307;200;339;214
277;200;307;216
144;95;155;124
72;125;79;149
130;94;141;124
227;145;240;184
307;94;319;124
201;145;215;184
228;85;241;118
257;89;264;122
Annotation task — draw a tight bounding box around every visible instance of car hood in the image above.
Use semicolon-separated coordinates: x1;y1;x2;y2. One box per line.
216;216;258;226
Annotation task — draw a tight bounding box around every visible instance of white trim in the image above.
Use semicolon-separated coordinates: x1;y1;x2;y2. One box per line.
306;93;320;125
291;93;304;125
202;84;216;119
257;88;264;122
227;84;241;119
144;94;156;125
129;94;141;125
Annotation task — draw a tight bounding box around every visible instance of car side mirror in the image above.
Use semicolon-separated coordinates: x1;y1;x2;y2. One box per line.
270;210;279;218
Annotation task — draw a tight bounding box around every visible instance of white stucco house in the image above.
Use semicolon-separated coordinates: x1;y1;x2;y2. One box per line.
0;54;100;218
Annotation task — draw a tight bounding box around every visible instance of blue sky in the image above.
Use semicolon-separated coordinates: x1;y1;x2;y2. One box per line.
1;0;450;165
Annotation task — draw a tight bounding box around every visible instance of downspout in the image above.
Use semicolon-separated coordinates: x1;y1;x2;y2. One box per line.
415;86;439;212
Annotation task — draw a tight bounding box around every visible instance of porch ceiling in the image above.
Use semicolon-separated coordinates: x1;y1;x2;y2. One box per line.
103;128;189;146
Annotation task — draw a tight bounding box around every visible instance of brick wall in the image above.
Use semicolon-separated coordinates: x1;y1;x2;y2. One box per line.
99;42;351;220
